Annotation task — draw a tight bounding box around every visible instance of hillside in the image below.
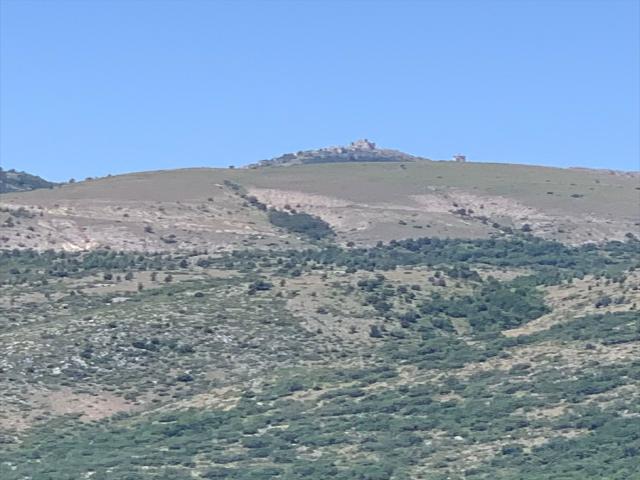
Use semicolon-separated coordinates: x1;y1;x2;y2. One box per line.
0;167;56;193
1;156;639;480
0;160;638;252
1;236;639;479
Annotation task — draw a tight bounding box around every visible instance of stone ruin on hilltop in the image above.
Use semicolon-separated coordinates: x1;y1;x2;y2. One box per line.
249;140;473;168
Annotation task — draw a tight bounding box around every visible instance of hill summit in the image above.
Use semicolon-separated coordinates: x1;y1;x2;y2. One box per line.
250;139;425;167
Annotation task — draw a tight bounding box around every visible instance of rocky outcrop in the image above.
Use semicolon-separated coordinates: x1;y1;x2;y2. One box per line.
249;139;427;167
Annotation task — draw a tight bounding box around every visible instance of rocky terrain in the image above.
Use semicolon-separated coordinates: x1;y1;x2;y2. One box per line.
0;151;639;480
250;139;424;167
1;155;637;253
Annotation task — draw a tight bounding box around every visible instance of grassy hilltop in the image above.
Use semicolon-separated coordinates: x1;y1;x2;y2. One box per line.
0;160;638;252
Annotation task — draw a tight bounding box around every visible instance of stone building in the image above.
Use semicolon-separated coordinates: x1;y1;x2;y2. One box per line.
349;139;377;150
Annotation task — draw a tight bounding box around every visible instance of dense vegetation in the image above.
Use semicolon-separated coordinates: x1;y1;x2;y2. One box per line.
267;209;335;240
225;235;638;275
1;235;638;479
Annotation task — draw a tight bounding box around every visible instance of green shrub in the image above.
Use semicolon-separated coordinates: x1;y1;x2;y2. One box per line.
268;209;334;240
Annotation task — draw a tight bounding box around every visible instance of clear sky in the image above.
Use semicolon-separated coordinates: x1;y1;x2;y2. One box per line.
1;0;638;182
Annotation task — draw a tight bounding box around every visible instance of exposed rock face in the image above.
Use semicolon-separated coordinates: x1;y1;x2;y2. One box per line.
250;139;427;167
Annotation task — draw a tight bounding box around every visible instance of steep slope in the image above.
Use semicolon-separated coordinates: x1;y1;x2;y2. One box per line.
0;161;637;251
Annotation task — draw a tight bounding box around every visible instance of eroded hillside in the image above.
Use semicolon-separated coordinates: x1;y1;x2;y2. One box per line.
1;161;638;252
1;158;639;480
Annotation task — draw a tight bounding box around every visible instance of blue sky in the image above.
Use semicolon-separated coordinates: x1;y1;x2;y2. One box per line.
1;0;638;182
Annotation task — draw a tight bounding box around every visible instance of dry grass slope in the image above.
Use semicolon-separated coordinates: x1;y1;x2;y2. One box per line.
1;161;638;251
